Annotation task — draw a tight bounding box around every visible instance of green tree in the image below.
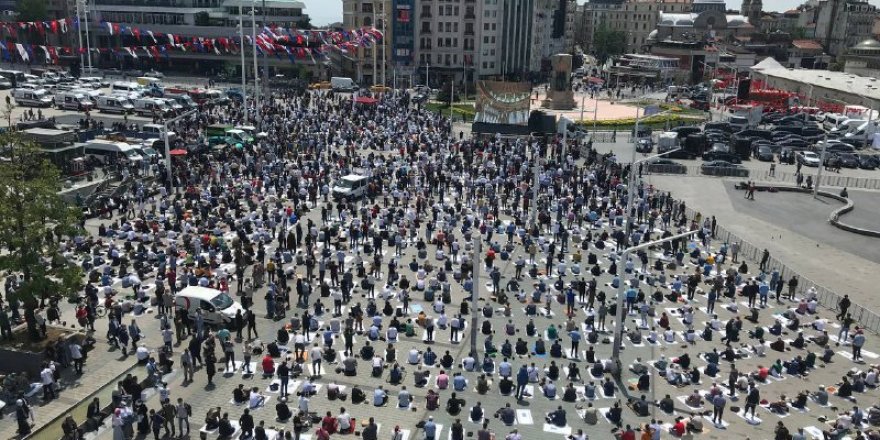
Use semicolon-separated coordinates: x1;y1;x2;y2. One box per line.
294;16;313;30
592;24;627;63
0;134;83;340
194;11;210;26
15;0;47;22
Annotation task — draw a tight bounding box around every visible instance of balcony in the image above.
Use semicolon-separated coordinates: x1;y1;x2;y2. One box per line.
464;29;474;35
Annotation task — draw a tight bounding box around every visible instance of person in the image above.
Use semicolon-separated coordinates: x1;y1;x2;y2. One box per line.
470;402;484;422
276;397;293;421
424;416;437;440
496;403;516;425
239;409;255;439
447;392;465;415
546;406;566;427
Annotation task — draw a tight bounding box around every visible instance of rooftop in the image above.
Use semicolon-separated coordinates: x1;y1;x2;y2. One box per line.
755;67;880;103
792;39;824;51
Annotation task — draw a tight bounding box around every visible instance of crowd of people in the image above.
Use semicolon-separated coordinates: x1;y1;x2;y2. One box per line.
3;84;880;440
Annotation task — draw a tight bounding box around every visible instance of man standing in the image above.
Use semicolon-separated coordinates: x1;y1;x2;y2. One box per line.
41;363;56;401
180;349;194;383
175;398;190;437
711;393;726;426
515;366;528;400
277;361;290;397
69;341;84;374
837;295;851;321
247;309;258;340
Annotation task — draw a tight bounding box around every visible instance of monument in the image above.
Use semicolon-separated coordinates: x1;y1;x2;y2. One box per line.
542;54;577;110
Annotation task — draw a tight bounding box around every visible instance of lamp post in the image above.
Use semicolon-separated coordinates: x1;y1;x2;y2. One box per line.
611;146;683;365
611;229;698;365
469;239;481;364
163;109;198;192
239;4;248;122
250;3;259;119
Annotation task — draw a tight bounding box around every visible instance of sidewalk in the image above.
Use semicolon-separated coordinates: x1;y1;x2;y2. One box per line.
0;330;136;440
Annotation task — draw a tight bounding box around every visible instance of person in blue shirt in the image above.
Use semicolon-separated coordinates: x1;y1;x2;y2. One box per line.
569;330;582;359
516;366;529;400
453;373;467;391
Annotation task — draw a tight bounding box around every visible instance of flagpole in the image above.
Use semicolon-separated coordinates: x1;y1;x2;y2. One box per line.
82;0;92;72
76;1;84;71
251;1;259;120
240;4;248;122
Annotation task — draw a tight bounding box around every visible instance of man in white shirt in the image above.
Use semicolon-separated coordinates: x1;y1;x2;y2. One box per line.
69;343;84;374
249;388;266;409
408;349;421;365
337;408;352;432
41;364;56;400
310;344;323;375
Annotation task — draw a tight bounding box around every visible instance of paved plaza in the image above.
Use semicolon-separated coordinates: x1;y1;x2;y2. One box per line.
3;90;880;440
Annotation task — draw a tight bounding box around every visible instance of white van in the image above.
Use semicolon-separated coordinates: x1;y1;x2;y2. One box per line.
331;76;358;92
12;88;52;107
142;123;175;140
96;95;134;114
54;91;93;111
332;174;371;200
111;81;142;94
157;97;182;113
78;77;103;89
83;141;144;164
823;114;849;131
174;286;244;327
133;98;170;117
833;119;867;135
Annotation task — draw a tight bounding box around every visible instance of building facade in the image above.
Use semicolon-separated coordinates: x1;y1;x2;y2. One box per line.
844;38;880;78
806;0;878;58
88;0;315;75
574;0;624;52
603;0;693;53
343;0;391;85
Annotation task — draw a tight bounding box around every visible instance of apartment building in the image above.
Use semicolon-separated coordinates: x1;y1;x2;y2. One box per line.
343;0;392;85
604;0;692;53
87;0;314;75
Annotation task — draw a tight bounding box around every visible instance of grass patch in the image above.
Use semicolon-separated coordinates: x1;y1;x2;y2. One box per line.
425;102;476;119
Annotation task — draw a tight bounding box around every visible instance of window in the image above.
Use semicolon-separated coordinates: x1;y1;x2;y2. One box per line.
482;62;488;68
445;37;451;46
439;7;443;15
438;38;443;47
445;5;452;15
484;22;489;30
491;23;495;30
483;36;489;43
491;36;495;43
445;22;451;32
437;54;442;64
453;22;458;32
453;38;457;46
362;3;373;13
445;54;451;65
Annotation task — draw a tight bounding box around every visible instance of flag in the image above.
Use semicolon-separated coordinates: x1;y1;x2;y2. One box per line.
147;30;156;43
104;21;114;35
15;43;28;62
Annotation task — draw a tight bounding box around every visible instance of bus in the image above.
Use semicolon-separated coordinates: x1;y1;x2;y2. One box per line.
0;69;26;87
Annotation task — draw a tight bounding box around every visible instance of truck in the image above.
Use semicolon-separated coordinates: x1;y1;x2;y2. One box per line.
844;120;880;147
657;132;678;154
206;124;233;137
330;77;358;92
728;104;763;132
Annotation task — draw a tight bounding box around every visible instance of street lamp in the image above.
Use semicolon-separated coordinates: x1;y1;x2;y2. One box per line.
611;146;683;365
163;109;198;192
611;229;699;365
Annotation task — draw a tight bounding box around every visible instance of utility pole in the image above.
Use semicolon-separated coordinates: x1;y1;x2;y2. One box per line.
82;0;92;72
262;0;269;102
372;3;378;86
240;5;248;121
381;0;387;86
76;0;84;71
470;239;481;364
251;3;259;119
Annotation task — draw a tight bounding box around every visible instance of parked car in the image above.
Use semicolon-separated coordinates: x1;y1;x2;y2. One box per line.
754;145;774;161
701;160;749;177
797;151;822;167
645;158;687;174
836;153;860;168
702;150;742;164
636;138;654;153
857;154;879;169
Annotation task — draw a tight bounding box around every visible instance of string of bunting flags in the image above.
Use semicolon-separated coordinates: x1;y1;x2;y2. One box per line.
0;17;383;64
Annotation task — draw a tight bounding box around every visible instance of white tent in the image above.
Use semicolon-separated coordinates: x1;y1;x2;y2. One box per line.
750;57;785;72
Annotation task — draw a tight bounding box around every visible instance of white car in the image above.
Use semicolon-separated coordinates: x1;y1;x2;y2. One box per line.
797;151;821;167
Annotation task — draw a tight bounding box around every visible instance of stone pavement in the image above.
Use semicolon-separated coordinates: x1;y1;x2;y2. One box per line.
63;193;880;440
644;174;880;311
0;332;137;440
